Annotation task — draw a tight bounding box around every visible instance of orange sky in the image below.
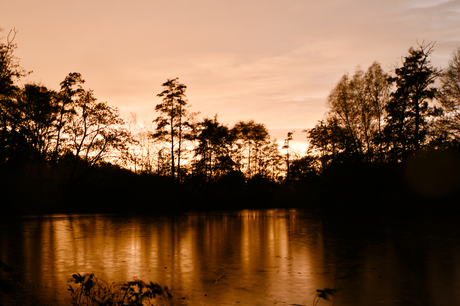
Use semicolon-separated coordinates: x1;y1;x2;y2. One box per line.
2;0;460;143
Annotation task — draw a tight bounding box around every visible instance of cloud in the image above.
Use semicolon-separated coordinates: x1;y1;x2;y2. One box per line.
3;0;460;131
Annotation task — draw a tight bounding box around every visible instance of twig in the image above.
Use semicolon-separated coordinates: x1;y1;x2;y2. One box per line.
214;274;224;284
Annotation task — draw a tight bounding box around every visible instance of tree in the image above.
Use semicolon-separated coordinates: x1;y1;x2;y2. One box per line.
63;88;132;181
437;47;460;145
0;28;30;165
327;73;363;157
384;42;440;161
152;78;194;181
256;138;283;180
192;116;234;181
124;113;158;174
19;84;59;163
326;62;391;163
289;155;319;181
52;72;85;170
306;116;354;169
282;131;294;181
231;120;269;178
363;62;392;163
0;28;29;98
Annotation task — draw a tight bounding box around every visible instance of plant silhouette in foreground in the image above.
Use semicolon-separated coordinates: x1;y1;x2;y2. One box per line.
313;288;336;306
68;273;172;306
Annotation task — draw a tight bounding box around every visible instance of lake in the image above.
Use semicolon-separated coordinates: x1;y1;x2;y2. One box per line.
1;209;460;305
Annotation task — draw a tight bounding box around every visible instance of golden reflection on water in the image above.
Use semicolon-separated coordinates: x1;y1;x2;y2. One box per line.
7;211;460;305
0;211;324;305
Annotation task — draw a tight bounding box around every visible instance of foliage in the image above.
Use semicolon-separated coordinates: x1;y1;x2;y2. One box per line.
68;273;172;306
0;35;134;208
192;115;235;181
254;137;283;180
313;288;336;306
289;155;319;181
437;47;460;146
282;131;294;180
62;87;132;181
19;84;59;161
152;78;195;181
52;72;86;167
0;28;31;165
0;28;30;93
306;43;445;170
0;66;131;182
384;42;441;161
316;62;390;162
4;30;460;213
306;116;355;168
231;120;270;177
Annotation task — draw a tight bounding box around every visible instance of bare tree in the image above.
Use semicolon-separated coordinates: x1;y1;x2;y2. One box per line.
63;86;132;181
438;47;460;142
326;62;391;163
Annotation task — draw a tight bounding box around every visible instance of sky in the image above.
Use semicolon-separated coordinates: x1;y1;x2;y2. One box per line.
2;0;460;145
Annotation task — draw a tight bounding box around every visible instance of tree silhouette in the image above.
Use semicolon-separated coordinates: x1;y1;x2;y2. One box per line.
384;42;440;161
282;131;294;181
192;116;234;181
0;28;31;165
19;84;58;164
231;120;269;178
437;47;460;146
363;62;392;163
63;88;131;181
289;155;319;181
152;78;194;181
326;62;391;164
255;138;283;180
306;117;354;169
0;28;29;94
52;72;85;172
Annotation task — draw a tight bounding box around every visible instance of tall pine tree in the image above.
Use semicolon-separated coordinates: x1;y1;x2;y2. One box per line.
384;42;440;161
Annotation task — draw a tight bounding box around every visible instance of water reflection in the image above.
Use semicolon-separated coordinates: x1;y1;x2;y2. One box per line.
1;211;460;305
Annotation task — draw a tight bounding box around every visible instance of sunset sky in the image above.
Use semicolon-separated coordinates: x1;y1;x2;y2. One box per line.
2;0;460;144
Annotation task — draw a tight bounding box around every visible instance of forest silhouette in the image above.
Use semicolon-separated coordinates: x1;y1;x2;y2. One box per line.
2;28;460;214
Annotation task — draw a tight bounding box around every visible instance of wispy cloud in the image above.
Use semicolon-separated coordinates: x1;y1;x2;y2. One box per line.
3;0;460;131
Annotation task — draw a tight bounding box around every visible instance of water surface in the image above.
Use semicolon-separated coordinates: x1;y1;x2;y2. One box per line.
1;209;459;305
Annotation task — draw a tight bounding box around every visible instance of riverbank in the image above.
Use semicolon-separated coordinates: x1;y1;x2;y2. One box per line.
2;161;460;215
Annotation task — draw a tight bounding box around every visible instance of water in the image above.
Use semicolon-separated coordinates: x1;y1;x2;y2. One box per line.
1;209;460;305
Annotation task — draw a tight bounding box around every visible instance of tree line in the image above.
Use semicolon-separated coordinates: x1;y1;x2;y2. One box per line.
2;28;460;213
307;43;446;167
134;77;281;183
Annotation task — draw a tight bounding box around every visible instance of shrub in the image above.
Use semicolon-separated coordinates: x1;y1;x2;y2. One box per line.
68;273;172;306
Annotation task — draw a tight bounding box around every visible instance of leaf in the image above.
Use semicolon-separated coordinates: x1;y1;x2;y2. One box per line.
72;273;85;283
316;288;336;301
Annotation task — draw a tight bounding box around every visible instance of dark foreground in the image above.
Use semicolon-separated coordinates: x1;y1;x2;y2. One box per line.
2;160;460;216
